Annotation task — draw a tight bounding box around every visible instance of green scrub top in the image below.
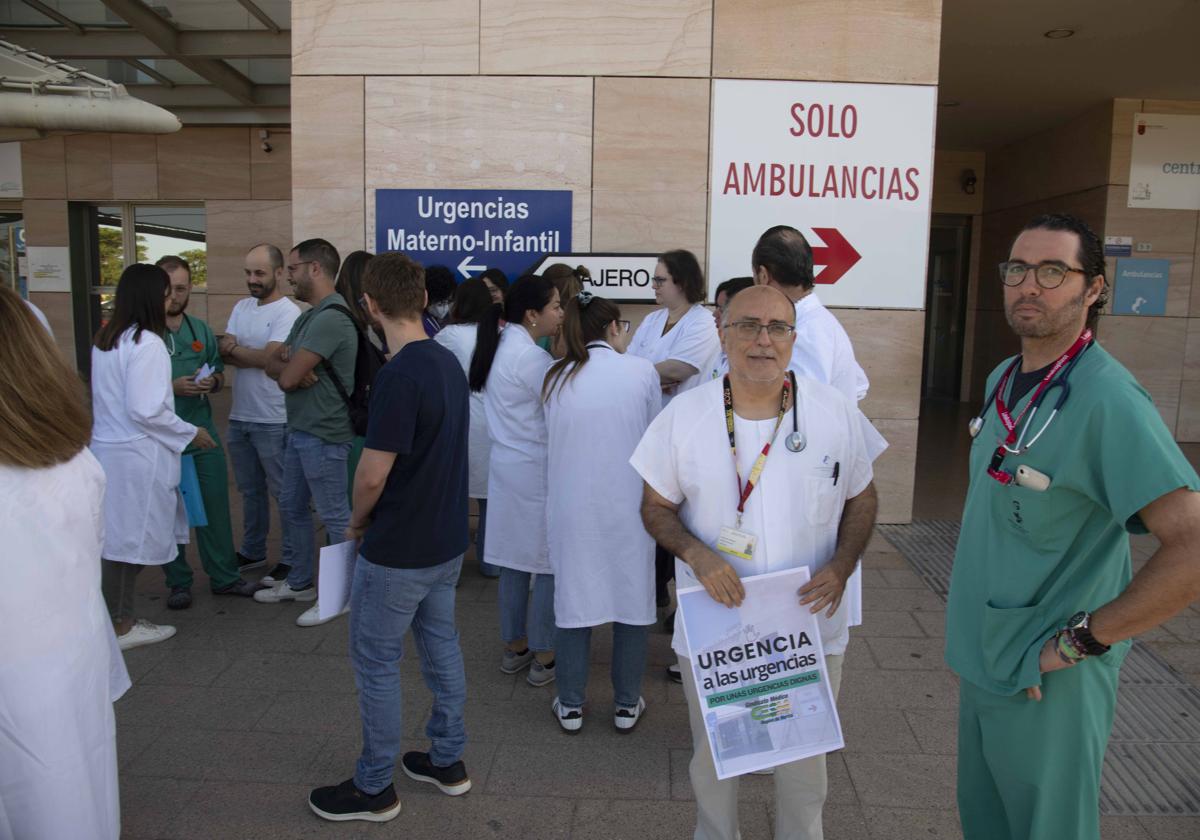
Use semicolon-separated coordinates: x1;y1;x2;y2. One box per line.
168;313;223;436
283;292;357;444
945;344;1199;696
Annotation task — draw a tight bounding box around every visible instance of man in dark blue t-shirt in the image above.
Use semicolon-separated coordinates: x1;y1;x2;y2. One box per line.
309;253;472;824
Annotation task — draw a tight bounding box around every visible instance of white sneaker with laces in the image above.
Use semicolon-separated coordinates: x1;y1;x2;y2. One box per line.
253;581;317;604
296;603;349;627
551;697;583;733
117;619;176;651
614;697;646;733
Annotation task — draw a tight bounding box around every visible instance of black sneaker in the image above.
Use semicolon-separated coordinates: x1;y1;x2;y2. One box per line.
401;751;471;796
667;663;683;684
261;563;291;585
237;552;267;573
166;586;192;610
308;778;400;823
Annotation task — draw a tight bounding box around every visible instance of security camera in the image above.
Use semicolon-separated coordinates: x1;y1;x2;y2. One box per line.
961;169;977;195
261;141;272;153
259;128;271;154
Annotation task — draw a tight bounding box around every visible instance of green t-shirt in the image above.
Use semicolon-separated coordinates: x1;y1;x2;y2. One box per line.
945;344;1199;696
168;313;222;446
284;292;357;444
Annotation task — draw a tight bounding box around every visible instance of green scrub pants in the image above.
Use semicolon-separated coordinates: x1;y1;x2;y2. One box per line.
957;657;1120;840
163;427;240;591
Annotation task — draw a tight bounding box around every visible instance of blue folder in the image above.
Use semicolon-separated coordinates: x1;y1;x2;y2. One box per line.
180;454;208;528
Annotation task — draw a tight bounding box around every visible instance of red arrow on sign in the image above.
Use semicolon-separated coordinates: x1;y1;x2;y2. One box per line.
811;227;861;285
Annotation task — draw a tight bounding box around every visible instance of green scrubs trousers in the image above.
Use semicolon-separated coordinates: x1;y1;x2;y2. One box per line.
163;424;240;592
957;657;1120;840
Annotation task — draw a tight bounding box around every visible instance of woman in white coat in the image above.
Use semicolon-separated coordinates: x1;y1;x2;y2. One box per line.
435;277;499;577
627;249;721;627
90;264;215;650
0;286;132;840
470;275;564;687
544;292;660;733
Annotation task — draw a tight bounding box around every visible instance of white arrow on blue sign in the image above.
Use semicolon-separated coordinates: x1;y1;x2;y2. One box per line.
375;189;573;280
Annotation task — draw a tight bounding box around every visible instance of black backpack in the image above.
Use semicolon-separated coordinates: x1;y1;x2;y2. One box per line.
320;303;388;437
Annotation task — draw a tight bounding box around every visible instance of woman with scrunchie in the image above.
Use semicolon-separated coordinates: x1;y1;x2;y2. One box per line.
542;291;661;733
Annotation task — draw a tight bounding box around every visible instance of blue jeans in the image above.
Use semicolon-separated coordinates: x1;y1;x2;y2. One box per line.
350;554;467;794
498;568;555;653
226;420;294;566
475;499;500;578
556;623;650;708
278;430;350;591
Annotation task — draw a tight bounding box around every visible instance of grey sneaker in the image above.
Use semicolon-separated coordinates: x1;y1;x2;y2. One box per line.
527;659;555;687
500;647;533;674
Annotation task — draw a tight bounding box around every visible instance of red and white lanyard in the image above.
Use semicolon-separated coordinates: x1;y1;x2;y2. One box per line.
723;375;791;525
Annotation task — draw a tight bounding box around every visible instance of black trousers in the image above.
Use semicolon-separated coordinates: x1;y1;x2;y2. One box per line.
655;544;675;608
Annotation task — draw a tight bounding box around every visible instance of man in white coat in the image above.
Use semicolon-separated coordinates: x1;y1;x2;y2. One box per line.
752;225;886;628
632;285;878;840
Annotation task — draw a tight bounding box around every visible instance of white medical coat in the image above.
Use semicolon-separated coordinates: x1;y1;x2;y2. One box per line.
435;323;492;499
627;304;720;408
0;448;131;840
483;325;554;574
90;329;196;565
545;343;661;627
630;377;873;659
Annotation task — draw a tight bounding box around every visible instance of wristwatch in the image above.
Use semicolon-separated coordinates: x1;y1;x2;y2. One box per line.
1065;611;1111;657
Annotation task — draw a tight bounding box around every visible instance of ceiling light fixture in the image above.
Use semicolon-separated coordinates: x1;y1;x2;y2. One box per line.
1043;28;1076;39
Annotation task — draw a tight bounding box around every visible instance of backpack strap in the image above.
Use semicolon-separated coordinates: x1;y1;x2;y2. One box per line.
316;303;361;408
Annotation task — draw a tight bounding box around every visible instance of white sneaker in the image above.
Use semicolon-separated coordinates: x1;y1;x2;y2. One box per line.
551;697;583;733
296;603;348;627
253;581;317;604
117;619;177;651
527;659;556;687
614;697;646;733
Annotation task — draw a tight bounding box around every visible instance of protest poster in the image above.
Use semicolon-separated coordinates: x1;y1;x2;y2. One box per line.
678;566;843;779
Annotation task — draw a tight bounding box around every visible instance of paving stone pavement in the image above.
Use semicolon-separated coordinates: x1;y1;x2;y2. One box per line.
114;527;1200;839
114;392;1199;840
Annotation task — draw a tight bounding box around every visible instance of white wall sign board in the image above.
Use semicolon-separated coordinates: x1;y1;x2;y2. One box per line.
527;252;659;302
1129;113;1200;211
709;79;936;309
26;246;70;292
0;142;22;198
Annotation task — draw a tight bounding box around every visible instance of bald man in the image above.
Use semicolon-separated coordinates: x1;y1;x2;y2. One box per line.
632;286;878;840
219;244;302;583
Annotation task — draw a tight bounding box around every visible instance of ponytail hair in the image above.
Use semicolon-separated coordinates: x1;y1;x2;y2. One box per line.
469;273;556;392
543;292;620;400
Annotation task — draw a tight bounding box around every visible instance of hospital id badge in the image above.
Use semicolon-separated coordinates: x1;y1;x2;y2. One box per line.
717;525;757;562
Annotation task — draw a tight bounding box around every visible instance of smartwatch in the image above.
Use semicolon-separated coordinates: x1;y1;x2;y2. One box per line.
1065;611;1111;657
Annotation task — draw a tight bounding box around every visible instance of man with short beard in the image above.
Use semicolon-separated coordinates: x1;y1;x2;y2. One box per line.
946;213;1200;840
258;238;358;628
632;285;878;840
219;244;302;584
158;255;261;609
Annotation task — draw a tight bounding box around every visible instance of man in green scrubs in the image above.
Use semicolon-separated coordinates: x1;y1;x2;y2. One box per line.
946;214;1200;840
158;256;261;608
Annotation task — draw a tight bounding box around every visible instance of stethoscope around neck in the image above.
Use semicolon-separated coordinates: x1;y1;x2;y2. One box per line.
968;345;1090;454
785;370;806;453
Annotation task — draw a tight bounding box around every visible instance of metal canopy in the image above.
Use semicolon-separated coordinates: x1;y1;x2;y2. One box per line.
0;0;290;124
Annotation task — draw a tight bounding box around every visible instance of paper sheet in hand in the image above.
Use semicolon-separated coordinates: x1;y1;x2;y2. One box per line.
678;566;843;779
193;363;214;384
317;540;356;620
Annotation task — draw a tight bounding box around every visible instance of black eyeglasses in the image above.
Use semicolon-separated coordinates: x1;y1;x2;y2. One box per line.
615;319;631;334
999;261;1086;290
651;276;670;288
727;320;796;341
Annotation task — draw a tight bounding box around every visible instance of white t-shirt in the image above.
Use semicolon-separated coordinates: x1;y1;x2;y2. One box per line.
627;304;721;409
630;377;873;659
225;296;301;424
